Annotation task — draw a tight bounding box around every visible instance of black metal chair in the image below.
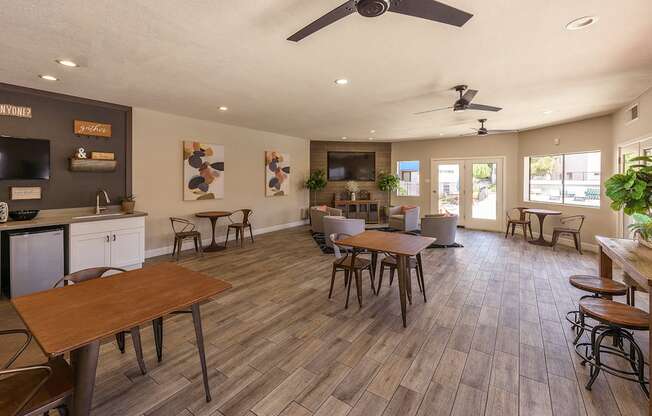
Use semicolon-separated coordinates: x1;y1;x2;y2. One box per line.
0;329;73;416
54;267;148;375
552;215;585;254
329;233;376;308
170;217;203;261
505;207;533;240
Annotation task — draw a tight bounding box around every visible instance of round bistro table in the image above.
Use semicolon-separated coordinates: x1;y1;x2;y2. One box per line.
195;211;232;252
524;208;562;246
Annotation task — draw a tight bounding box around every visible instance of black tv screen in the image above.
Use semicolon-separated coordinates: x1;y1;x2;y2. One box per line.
327;152;375;181
0;137;51;180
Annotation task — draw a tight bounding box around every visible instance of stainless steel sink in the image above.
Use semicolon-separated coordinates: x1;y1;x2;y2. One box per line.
73;212;127;220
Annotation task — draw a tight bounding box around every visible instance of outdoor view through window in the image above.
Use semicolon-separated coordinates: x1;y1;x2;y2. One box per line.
526;151;600;207
397;161;420;196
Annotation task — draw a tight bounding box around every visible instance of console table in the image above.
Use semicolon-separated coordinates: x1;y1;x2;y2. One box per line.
334;200;381;224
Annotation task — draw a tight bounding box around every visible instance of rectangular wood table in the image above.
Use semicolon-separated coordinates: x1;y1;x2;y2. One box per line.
11;262;231;416
335;231;435;327
595;236;652;415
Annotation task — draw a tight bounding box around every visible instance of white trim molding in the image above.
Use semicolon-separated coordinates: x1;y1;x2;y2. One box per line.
145;220;308;258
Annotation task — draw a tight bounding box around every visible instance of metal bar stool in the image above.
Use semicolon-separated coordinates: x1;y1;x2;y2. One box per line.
565;275;630;344
573;297;649;395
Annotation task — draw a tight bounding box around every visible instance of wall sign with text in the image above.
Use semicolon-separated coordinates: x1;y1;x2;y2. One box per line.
74;120;112;138
0;104;32;118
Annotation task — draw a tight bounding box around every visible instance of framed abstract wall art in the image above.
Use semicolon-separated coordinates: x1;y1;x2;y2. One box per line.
183;141;224;200
265;151;290;197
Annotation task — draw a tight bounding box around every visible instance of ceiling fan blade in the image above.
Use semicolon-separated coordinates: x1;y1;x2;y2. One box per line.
287;1;356;42
487;129;518;134
389;0;473;27
461;89;478;103
467;103;502;112
413;106;453;115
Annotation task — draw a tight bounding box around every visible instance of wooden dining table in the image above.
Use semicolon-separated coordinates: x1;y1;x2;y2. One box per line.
335;231;435;327
524;208;562;246
595;235;652;416
11;263;231;416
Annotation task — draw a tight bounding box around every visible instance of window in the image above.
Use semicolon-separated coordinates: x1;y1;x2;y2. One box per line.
397;160;420;196
525;151;600;207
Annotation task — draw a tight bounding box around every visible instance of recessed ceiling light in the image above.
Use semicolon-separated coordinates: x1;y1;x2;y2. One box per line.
218;106;228;111
38;74;58;81
368;137;374;141
566;16;599;31
439;133;445;136
341;136;347;140
55;59;78;67
543;110;554;115
334;79;349;85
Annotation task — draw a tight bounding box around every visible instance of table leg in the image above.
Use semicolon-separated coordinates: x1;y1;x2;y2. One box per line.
599;246;614;300
397;254;408;328
130;327;147;375
204;217;226;252
371;251;378;294
70;340;100;416
527;214;550;246
417;253;427;303
191;303;211;402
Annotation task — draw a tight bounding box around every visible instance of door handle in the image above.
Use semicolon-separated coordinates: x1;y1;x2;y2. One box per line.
106;235;110;243
113;234;116;242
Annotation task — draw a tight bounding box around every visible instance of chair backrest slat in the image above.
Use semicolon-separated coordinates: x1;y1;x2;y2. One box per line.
53;267;127;288
329;233;351;259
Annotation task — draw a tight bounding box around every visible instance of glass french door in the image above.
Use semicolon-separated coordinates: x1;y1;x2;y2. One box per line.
432;158;504;231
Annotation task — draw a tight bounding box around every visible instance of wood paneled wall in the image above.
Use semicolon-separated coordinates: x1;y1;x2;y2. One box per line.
309;141;391;208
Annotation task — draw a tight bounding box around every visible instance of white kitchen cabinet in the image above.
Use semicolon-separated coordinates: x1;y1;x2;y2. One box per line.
69;217;145;273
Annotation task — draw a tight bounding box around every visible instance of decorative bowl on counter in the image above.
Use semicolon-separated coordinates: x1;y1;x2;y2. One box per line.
9;210;40;221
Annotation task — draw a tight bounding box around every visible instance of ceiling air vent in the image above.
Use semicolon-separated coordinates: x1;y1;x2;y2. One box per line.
627;103;639;124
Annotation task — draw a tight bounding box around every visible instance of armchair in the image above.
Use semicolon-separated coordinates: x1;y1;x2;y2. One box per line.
388;206;420;231
421;214;458;246
310;206;344;234
323;217;365;248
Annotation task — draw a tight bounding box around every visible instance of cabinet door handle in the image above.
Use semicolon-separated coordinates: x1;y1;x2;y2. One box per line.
113;234;116;242
106;235;110;242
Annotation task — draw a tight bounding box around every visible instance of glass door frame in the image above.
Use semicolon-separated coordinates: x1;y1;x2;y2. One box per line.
431;156;506;232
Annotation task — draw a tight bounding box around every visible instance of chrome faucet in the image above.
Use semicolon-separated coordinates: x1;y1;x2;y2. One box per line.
96;190;110;214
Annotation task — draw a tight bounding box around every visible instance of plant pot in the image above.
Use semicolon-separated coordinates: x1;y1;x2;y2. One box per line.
638;237;652;249
121;200;135;214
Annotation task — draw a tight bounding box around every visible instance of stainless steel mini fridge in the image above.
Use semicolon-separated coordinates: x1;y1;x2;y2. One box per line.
5;227;65;297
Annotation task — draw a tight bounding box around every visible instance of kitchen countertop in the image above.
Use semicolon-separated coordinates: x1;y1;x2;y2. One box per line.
0;210;147;231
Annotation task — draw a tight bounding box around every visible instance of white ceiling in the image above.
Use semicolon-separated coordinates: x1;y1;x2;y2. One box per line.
1;0;651;141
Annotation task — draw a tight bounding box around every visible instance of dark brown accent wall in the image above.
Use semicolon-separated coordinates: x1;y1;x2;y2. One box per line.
0;83;131;210
309;141;391;208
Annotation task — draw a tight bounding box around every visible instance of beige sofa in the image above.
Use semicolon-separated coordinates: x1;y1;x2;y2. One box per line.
388;206;421;231
310;206;344;233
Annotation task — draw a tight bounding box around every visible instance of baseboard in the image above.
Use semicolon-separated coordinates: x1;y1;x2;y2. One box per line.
145;219;308;258
509;229;598;253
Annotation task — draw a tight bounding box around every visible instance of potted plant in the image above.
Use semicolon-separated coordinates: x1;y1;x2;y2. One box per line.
377;171;401;217
121;195;136;214
605;155;652;246
305;169;327;206
345;181;359;200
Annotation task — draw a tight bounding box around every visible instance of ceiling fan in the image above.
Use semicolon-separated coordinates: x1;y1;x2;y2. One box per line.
466;119;517;136
287;0;473;42
414;85;502;115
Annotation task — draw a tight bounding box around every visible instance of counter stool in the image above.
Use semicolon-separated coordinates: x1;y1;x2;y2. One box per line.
565;275;630;344
574;297;649;395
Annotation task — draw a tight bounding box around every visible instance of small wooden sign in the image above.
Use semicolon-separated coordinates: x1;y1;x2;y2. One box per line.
74;120;112;138
0;104;32;118
10;186;42;200
91;151;115;160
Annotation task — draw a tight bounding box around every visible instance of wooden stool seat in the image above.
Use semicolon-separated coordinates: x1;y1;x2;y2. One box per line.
0;356;73;416
380;256;417;268
335;256;371;269
579;298;649;330
569;275;628;296
176;230;201;238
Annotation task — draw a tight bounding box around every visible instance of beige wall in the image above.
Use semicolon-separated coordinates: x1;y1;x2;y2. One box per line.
518;116;617;242
132;108;309;254
391;133;520;217
613;87;652;146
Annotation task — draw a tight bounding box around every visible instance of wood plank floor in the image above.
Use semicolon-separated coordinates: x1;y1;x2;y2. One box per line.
1;226;649;416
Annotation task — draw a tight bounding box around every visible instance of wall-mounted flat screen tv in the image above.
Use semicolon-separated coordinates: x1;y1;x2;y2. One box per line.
327;151;375;181
0;137;51;180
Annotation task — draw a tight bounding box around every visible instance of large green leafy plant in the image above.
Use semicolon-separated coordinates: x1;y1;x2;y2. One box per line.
605;156;652;215
377;171;401;205
305;169;327;206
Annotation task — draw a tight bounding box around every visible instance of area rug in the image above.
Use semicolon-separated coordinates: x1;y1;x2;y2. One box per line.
311;228;463;254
